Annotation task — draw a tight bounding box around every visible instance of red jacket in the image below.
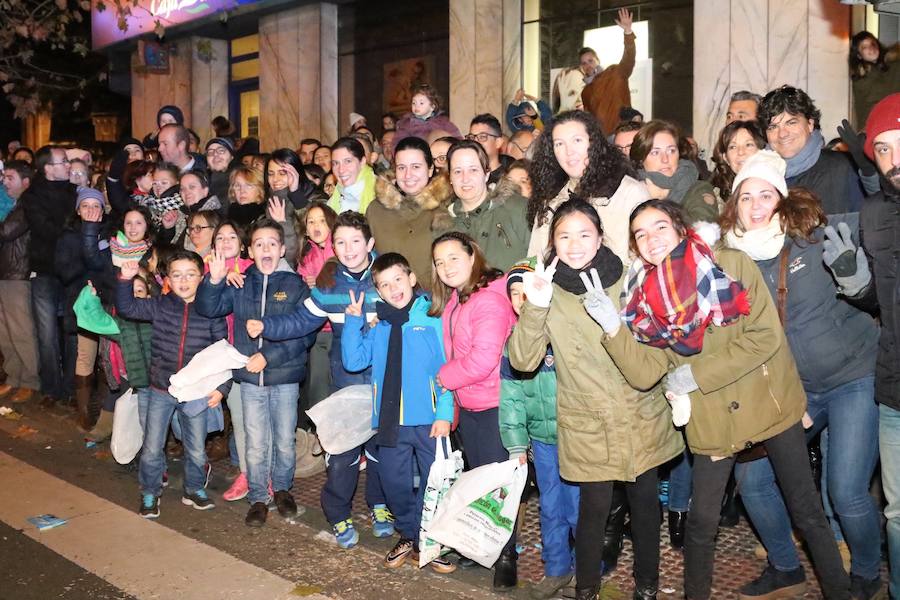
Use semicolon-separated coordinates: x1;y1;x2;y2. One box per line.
439;277;515;412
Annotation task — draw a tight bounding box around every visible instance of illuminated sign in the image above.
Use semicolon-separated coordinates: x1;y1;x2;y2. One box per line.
91;0;259;49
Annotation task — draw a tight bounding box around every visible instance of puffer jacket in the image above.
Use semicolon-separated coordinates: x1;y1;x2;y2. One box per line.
342;294;454;427
392;112;462;151
195;263;311;386
499;342;559;453
438;277;516;412
508;275;683;483
262;253;378;390
0;203;30;280
441;179;531;272
111;314;152;389
56;219;117;334
602;248;806;457
115;280;230;396
368;171;453;288
296;236;334;333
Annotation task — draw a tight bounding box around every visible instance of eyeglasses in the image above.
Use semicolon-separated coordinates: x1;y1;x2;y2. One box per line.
70;171;87;178
433;155;447;165
206;147;230;157
465;132;500;143
188;225;214;233
169;272;201;281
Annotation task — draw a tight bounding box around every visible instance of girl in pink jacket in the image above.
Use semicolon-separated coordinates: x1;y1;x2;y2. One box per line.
429;231;519;589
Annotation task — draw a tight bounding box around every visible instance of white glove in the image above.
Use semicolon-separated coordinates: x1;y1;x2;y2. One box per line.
666;391;692;427
522;257;558;308
579;268;621;335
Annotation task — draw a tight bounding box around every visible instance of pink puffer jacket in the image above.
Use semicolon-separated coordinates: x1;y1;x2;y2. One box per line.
439;277;515;412
297;238;334;333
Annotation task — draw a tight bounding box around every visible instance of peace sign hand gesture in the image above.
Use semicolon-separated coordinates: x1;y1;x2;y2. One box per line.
522;257;558;308
579;268;621;334
346;289;365;317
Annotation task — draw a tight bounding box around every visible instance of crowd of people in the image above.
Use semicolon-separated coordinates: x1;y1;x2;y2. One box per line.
0;16;898;600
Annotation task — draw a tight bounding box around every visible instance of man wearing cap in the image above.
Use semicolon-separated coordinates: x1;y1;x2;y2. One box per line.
21;145;77;407
204;137;235;202
859;92;900;600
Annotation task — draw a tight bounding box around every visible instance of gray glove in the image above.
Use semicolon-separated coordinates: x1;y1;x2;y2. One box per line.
579;269;621;335
666;364;699;395
823;223;870;296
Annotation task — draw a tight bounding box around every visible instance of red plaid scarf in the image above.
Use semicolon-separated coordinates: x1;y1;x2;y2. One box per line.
622;231;750;355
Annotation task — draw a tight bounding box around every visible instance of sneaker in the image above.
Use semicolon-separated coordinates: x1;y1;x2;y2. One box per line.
531;574;575;600
274;490;303;518
223;472;249;502
245;502;268;527
384;538;415;568
203;462;212;488
182;489;215;511
429;556;458;574
139;494;160;519
371;504;395;538
738;565;806;599
850;574;885;600
333;518;359;549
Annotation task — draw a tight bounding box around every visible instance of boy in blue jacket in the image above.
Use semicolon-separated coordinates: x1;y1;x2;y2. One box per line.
196;218;310;528
342;252;455;573
246;211;391;548
117;251;230;519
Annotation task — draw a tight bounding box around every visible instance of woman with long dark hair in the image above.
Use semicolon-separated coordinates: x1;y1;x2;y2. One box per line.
849;31;900;127
709;120;766;197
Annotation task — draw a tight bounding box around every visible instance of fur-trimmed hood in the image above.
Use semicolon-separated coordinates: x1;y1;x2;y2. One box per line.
447;176;523;217
374;170;454;212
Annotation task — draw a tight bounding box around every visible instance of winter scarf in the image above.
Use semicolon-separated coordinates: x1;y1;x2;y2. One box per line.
723;214;786;261
782;129;824;179
639;159;699;204
552;246;623;295
110;232;151;267
623;231;750;355
374;295;416;447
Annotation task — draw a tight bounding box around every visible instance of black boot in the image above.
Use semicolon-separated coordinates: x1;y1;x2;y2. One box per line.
575;585;600;600
719;474;741;528
668;510;687;550
633;585;657;600
601;484;629;574
493;547;518;591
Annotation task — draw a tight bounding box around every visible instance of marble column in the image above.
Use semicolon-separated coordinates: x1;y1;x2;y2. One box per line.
131;39;193;141
450;0;522;133
259;2;338;150
693;0;851;160
190;37;229;144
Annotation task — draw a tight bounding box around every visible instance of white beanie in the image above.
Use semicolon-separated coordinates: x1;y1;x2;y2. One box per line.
349;112;365;127
731;149;788;196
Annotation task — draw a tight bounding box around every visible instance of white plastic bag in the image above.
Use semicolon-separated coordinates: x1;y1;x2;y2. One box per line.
427;459;528;568
419;436;464;566
110;388;142;464
305;384;376;455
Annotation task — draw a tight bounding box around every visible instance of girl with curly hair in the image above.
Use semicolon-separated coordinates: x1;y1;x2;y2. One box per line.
526;110;646;263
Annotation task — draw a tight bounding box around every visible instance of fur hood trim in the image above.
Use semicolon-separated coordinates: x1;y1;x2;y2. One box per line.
374;171;454;211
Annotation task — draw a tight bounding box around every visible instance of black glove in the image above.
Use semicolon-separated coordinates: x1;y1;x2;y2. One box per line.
837;119;876;177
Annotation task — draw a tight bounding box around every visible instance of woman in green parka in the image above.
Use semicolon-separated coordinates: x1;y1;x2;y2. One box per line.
579;199;850;600
507;198;683;600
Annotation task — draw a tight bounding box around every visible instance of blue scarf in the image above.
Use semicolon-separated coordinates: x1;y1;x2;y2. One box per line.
781;129;824;179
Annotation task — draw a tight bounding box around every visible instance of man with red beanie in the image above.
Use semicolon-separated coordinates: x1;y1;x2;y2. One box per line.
859;92;900;600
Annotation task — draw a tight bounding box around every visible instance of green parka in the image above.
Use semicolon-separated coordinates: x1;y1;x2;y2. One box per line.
508;276;684;483
499;340;558;453
602;248;806;457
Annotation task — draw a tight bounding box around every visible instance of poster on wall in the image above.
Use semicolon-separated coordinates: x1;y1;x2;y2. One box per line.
383;56;435;115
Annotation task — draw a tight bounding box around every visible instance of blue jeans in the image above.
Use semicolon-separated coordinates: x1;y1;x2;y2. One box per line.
321;438;386;525
136;387;151;430
139;389;208;497
532;440;579;577
880;404;900;598
378;425;435;541
668;444;693;513
30;275;65;399
242;382;299;504
738;376;880;578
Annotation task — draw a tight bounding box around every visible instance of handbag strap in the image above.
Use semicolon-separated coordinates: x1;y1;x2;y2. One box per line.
776;245;791;326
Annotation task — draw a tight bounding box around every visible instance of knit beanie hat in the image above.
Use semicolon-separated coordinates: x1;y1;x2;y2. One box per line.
75;186;107;210
731;149;788;196
73;285;120;336
157;105;185;127
864;93;900;160
205;137;235;155
506;258;536;298
349;112;366;128
120;137;143;152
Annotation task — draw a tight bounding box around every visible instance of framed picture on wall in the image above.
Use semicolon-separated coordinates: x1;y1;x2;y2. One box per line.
135;40;171;74
383;56;435;114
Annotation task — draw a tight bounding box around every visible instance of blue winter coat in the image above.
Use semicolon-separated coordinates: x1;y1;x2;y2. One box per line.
261;255;377;390
115;280;231;396
341;295;454;428
195;263;312;386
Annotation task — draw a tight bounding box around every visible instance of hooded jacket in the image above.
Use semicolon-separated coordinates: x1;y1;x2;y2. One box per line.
368;172;454;288
342;294;454;427
392;112;462;151
438;277;516;412
23;178;77;275
195;263;311;386
441;179;531;272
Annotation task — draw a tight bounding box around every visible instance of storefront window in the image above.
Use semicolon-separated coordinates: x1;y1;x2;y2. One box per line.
230;34;260;139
